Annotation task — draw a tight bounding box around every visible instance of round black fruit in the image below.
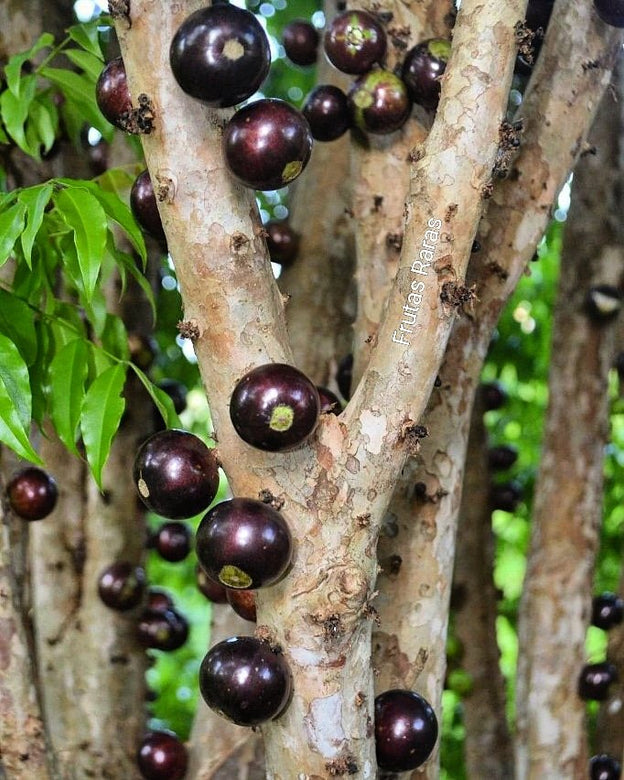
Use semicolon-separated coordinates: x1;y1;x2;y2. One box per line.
196;565;229;603
196;497;292;589
7;467;58;521
226;588;257;622
490;481;523;513
577;662;618;701
230;363;320;451
480;381;508;411
585;285;622;322
153;521;192;562
133;429;219;519
590;754;622;780
169;4;270;106
525;0;555;32
146;588;175;613
98;562;146;611
402;38;451;111
348;69;412;135
487;445;519;472
282;19;320;67
324;9;387;75
199;635;292;725
136;607;189;651
594;0;624;28
336;353;353;400
265;220;300;266
375;689;438;772
95;57;132;130
223;99;313;191
302;84;351;142
592;593;624;631
137;729;188;780
130;170;166;245
317;386;342;415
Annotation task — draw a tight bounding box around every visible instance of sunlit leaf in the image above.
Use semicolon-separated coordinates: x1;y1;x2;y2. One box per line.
0;202;27;266
4;33;53;97
0;333;42;464
19;183;54;267
49;338;89;455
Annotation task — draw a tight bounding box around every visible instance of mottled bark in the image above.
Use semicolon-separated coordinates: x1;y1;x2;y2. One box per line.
515;68;624;777
452;399;514;778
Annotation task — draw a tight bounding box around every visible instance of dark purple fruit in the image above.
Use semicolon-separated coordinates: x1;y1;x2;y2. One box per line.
302;84;351;141
336;353;353;400
585;285;622;322
223;99;313;191
324;10;387;75
317;386;342;415
525;0;555;31
229;363;320;451
133;429;219;519
199;635;292;725
95;56;132;130
487;445;518;472
130;170;166;245
375;689;438;772
590;754;622;780
137;730;188;780
98;562;146;611
402;38;451;111
136;607;189;651
7;467;58;521
594;0;624;27
153;521;192;562
348;69;412;135
169;4;270;107
577;662;618;701
196;497;292;589
283;20;320;67
480;381;508;411
490;481;523;513
265;220;300;266
197;565;229;603
146;588;175;612
592;593;624;631
226;588;257;622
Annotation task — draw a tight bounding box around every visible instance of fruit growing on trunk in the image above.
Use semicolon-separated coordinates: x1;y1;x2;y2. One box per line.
590;754;622;780
374;689;439;772
593;0;624;28
401;38;451;111
577;661;618;701
591;593;624;630
317;386;342;415
226;588;257;622
264;219;300;266
199;636;292;725
488;444;519;472
146;588;175;612
196;497;293;588
97;562;146;611
229;363;320;451
490;481;523;512
7;467;58;521
302;84;351;141
152;521;192;562
136;607;189;651
282;20;320;67
348;70;412;135
223;99;313;191
324;10;387;74
169;4;270;107
133;429;220;519
196;565;229;603
584;284;622;322
137;730;188;780
95;56;132;129
130;170;167;245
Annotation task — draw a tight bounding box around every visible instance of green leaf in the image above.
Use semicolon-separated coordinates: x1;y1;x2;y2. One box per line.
19;183;54;267
49;338;89;454
28;96;58;154
67;20;105;59
5;33;54;97
40;67;108;136
0;333;42;464
80;363;126;488
64;49;104;83
100;314;130;360
129;364;181;430
110;243;156;321
0;123;9;144
0;202;27;266
0;75;37;153
55;186;107;301
0;289;38;365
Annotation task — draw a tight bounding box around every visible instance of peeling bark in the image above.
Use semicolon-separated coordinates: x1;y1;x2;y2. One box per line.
515;69;624;777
